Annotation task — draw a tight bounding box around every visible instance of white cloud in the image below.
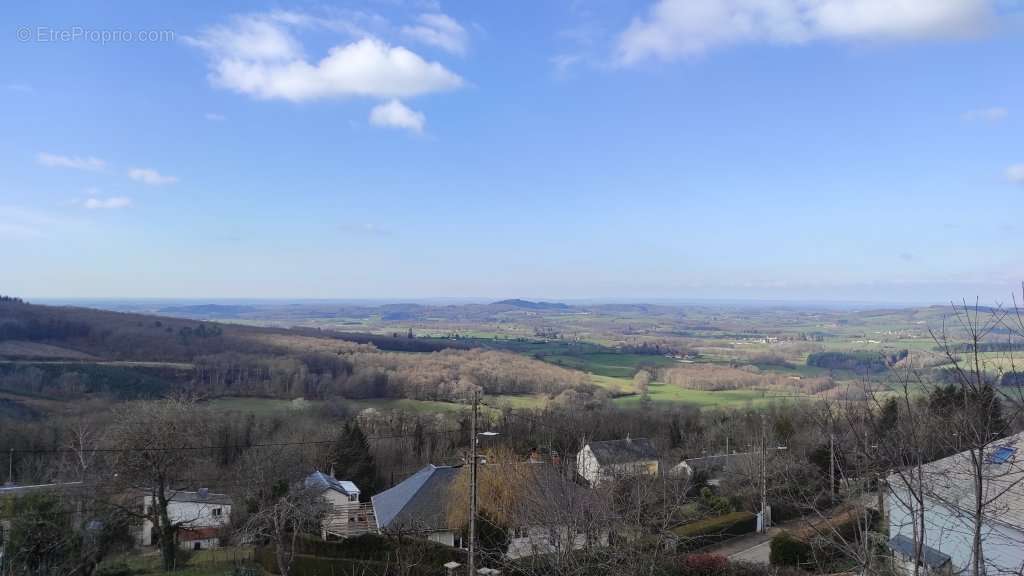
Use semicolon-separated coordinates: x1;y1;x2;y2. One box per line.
338;222;392;236
129;168;178;186
401;13;468;55
188;14;463;102
37;152;106;171
1007;164;1024;184
84;196;132;209
205;112;226;121
616;0;995;64
964;107;1008;122
369;99;425;133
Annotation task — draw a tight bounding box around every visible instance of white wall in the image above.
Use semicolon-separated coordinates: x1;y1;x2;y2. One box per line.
505;526;608;559
576;445;659;486
139;496;230;546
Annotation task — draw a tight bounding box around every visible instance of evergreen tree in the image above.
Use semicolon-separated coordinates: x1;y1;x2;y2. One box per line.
329;421;378;498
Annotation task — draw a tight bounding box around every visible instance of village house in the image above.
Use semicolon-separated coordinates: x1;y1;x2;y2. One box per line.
303;470;375;540
886;432;1024;575
372;462;609;559
670;451;755;487
577;437;659;486
138;488;232;550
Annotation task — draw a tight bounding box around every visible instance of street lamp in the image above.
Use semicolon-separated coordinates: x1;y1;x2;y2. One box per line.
468;390;500;576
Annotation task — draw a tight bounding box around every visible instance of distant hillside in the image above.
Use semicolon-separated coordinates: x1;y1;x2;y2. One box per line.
0;300;596;410
491;299;571;310
158;303;258;317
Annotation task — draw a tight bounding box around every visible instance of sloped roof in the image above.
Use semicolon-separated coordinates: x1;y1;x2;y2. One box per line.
372;463;606;533
304;470;360;496
167;490;233;506
587;438;658;465
891;431;1024;530
675;452;755;477
889;534;950;568
372;465;461;532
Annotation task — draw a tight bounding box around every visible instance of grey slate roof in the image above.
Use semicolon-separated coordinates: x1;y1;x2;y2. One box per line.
587;437;659;465
372;464;462;532
166;490;233;506
678;452;755;477
889;534;951;568
893;431;1024;531
304;470;360;496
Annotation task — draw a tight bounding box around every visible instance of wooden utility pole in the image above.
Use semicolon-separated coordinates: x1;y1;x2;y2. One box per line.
469;389;479;576
760;413;768;532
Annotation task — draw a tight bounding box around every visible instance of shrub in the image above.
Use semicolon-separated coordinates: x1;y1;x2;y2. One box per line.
679;553;730;575
674;511;757;552
769;532;813;567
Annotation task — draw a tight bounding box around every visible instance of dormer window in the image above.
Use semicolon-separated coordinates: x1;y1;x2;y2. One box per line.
348;494;358;502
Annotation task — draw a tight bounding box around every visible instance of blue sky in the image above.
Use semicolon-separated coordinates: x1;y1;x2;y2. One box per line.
2;0;1022;303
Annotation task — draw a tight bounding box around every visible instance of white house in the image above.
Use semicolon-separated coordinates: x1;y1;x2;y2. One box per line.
886;432;1024;575
303;470;375;540
372;463;609;558
577;437;659;486
139;488;232;550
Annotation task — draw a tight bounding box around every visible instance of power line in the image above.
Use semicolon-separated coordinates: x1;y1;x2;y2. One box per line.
5;428;465;455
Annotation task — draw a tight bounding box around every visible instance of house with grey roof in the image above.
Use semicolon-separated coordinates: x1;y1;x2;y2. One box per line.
372;463;610;558
670;452;756;487
372;464;464;547
886;431;1024;575
304;470;375;540
577;437;659;486
138;488;232;550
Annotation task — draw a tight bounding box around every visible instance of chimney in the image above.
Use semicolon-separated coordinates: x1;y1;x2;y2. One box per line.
198;487;209;500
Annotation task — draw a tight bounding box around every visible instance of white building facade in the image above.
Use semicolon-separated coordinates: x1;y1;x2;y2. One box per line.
139;489;232;550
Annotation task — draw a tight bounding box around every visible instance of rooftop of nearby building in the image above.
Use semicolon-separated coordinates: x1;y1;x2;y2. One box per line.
890;431;1024;530
304;470;360;496
585;437;659;465
149;489;232;506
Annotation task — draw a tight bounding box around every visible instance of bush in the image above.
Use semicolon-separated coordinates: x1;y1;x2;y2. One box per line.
674;511;757;552
94;563;132;576
679;553;730;575
769;532;813;567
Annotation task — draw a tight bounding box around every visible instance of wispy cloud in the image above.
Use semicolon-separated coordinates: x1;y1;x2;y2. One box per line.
37;152;106;172
401;13;468;55
0;206;61;238
129;168;178;185
616;0;996;64
1007;164;1024;184
84;196;132;209
338;222;391;236
369;99;425;133
205;112;226;121
5;83;33;93
963;107;1008;122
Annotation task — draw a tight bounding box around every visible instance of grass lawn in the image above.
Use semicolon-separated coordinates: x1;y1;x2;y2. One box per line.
613;382;786;409
101;548;255;575
542;352;680;378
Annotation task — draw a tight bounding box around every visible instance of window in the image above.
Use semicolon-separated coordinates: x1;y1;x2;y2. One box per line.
988;446;1017;464
512;526;528;539
349;494;358;502
453;534;464;549
212;508;222;517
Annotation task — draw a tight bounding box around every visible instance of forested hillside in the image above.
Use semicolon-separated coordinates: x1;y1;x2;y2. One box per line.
0;299;595;408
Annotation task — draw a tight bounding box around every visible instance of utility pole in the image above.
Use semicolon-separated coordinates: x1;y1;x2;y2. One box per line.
830;431;836;502
468;389;478;576
759;413;768;532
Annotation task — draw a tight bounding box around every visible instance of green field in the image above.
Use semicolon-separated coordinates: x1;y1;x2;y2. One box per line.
613;382;778;408
542;352;681;378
